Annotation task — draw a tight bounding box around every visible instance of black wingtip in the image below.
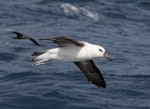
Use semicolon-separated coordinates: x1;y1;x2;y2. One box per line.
12;31;23;36
94;80;106;88
29;38;40;46
100;83;106;88
34;42;40;46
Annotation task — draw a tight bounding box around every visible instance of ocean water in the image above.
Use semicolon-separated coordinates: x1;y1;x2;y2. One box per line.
0;0;150;109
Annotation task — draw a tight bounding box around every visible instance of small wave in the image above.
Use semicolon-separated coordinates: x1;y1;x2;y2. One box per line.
138;1;150;10
0;52;18;62
106;74;150;78
104;12;127;19
60;3;100;21
5;28;16;32
0;71;40;82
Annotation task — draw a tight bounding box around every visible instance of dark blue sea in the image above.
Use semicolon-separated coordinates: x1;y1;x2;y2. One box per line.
0;0;150;109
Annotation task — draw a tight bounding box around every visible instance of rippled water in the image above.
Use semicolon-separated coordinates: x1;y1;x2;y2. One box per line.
0;0;150;109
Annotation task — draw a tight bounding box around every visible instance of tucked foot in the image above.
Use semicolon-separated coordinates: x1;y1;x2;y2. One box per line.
32;51;45;56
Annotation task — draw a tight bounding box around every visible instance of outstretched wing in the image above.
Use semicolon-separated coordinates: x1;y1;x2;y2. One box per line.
74;60;106;88
11;31;40;46
40;36;84;47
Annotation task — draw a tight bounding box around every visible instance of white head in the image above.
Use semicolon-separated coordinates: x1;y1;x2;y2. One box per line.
94;45;112;61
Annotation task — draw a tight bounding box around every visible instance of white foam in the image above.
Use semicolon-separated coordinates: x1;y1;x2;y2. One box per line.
80;7;99;21
60;3;100;21
60;3;80;15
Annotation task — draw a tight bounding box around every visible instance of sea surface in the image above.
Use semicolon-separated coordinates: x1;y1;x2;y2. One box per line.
0;0;150;109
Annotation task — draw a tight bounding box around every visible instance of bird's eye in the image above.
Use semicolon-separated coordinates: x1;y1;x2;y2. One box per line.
99;49;102;52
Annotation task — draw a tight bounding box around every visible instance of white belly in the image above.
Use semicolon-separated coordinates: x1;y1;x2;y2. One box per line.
49;46;92;62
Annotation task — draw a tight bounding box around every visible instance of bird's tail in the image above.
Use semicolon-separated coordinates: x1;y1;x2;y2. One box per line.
32;51;45;56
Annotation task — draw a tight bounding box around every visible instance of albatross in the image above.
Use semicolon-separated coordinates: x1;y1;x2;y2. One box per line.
11;31;40;46
32;36;112;88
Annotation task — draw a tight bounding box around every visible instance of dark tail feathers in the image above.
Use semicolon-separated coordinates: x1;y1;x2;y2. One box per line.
32;51;45;56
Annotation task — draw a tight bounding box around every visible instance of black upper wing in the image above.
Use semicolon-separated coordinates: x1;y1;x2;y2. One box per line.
12;31;40;46
40;36;84;47
12;31;25;38
74;60;106;88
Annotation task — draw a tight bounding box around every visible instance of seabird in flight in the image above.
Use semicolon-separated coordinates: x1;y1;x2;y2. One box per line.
33;36;112;88
11;31;40;46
